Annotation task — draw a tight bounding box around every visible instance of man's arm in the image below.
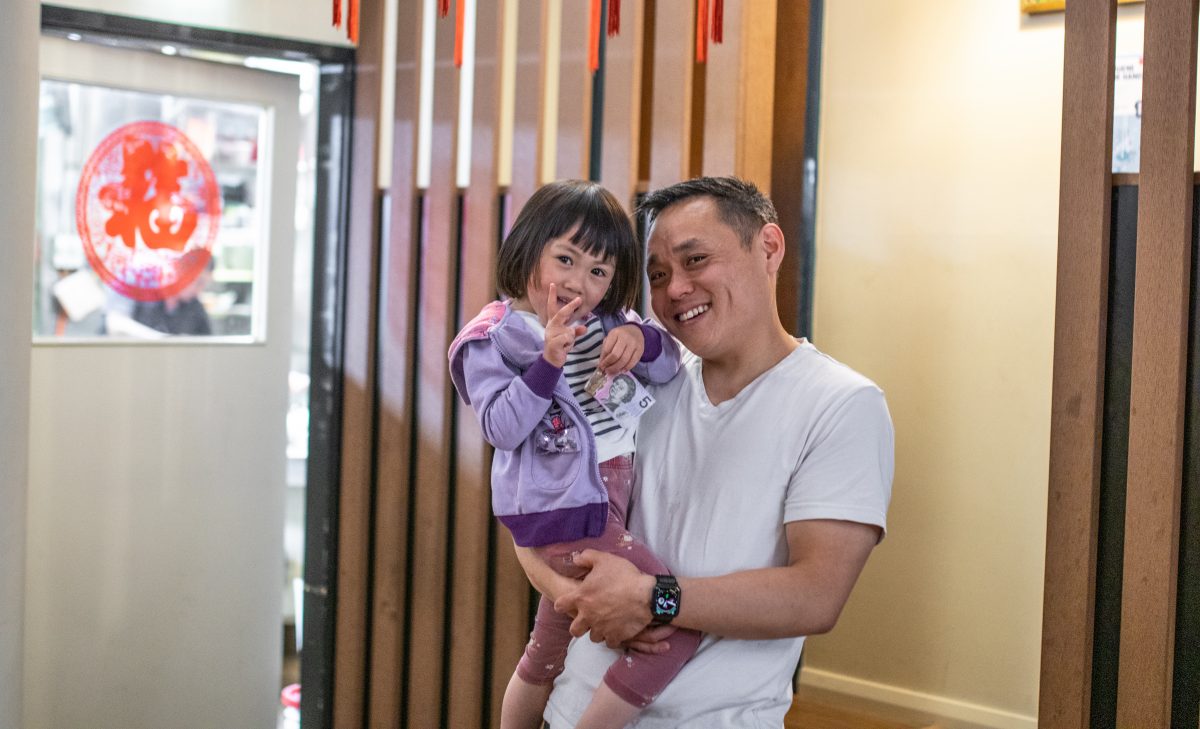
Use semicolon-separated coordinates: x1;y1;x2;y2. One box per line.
556;518;880;646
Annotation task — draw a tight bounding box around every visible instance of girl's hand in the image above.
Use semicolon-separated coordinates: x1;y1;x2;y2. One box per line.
543;283;585;368
599;324;644;374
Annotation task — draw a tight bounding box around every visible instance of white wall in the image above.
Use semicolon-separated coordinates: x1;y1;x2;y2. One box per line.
0;2;38;728
802;4;1151;727
53;0;354;46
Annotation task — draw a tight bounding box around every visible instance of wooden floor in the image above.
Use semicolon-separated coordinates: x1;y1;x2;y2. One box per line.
785;697;933;729
785;685;962;729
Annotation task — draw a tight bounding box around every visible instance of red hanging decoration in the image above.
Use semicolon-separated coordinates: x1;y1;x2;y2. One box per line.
347;0;359;42
589;0;602;72
454;0;465;67
710;0;723;44
695;0;708;63
439;0;450;18
332;0;342;28
608;0;620;36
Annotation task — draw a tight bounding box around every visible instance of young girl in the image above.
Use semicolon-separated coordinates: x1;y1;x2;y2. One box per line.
448;180;701;729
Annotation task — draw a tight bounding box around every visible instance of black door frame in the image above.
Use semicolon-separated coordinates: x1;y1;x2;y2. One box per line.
38;8;352;727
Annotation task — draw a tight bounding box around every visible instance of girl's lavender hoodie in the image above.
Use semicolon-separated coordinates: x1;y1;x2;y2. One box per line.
448;299;681;547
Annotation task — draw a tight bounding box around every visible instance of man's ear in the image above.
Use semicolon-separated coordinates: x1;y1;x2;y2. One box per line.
759;223;786;274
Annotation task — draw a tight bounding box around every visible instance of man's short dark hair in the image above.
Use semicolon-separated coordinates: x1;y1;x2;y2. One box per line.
497;180;641;315
637;176;778;249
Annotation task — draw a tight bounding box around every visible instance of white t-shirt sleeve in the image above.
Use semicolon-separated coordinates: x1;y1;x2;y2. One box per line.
783;384;894;536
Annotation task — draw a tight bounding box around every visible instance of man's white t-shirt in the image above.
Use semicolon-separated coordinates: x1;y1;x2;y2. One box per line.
545;340;894;728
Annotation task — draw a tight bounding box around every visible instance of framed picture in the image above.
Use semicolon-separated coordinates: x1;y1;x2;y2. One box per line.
1022;0;1143;13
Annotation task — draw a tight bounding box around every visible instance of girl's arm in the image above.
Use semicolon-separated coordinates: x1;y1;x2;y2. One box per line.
459;341;559;451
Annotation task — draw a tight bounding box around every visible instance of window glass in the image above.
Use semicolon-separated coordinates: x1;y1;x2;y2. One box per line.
35;79;267;341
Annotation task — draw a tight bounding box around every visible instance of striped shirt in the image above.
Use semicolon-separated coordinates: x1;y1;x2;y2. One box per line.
516;311;638;462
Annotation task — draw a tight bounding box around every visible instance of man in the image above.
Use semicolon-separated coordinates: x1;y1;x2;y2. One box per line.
523;177;893;728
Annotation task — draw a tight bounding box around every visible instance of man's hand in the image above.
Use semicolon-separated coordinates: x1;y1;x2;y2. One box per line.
553;550;656;648
543;283;585;368
598;325;645;374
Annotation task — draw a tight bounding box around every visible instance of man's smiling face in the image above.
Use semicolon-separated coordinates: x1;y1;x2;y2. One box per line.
646;196;773;363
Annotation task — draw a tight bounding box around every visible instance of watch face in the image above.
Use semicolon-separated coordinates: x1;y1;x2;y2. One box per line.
653;585;680;617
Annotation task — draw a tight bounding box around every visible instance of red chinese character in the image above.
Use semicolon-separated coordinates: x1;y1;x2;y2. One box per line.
98;135;199;252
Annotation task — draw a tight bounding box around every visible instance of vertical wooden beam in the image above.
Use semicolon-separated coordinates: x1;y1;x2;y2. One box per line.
553;5;592;182
335;0;390;723
1116;0;1199;726
771;0;809;335
735;0;776;192
1037;1;1115;728
701;0;740;178
599;0;645;210
447;0;502;726
364;0;423;724
406;1;462;725
648;0;696;190
636;0;657;189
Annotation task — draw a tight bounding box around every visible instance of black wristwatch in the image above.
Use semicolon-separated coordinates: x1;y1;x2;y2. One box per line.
650;575;681;625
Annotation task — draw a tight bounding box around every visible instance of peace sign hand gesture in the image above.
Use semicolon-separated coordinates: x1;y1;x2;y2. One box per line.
543;283;586;368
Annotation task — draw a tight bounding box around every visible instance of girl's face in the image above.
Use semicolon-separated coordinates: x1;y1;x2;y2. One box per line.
517;227;616;326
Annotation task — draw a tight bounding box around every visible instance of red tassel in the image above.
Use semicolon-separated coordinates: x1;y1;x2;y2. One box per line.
695;0;708;63
454;0;465;67
608;0;620;36
332;0;341;28
348;0;359;42
711;0;723;44
439;0;450;18
589;0;601;72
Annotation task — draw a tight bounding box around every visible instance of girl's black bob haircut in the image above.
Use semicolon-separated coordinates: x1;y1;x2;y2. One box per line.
497;180;641;316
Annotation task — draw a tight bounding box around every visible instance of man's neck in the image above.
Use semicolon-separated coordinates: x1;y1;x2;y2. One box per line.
701;323;799;405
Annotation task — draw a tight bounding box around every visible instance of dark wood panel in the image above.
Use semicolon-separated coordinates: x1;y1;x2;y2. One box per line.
1116;0;1199;724
771;0;809;336
1172;186;1200;729
334;0;388;725
405;6;463;727
1037;1;1115;728
446;1;503;726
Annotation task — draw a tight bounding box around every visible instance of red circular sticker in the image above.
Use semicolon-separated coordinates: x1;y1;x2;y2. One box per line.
76;121;222;302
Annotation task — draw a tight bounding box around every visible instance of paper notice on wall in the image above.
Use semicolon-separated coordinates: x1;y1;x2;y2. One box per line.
52;268;106;322
1113;53;1143;174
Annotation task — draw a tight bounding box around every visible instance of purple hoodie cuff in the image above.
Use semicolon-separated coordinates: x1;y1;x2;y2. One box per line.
522;356;562;399
634;323;662;362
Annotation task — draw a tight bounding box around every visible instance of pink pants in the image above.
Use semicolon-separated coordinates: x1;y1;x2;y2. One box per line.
514;454;701;708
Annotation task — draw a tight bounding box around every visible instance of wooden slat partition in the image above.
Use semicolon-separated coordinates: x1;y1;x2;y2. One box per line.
446;2;503;728
331;2;812;726
701;0;740;178
1115;0;1199;725
334;0;390;723
406;4;462;726
552;4;591;182
364;0;423;724
487;3;544;726
599;0;644;209
648;0;696;190
1038;1;1116;728
735;0;776;192
771;0;810;335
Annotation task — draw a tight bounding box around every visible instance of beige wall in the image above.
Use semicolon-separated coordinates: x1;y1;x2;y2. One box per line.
52;0;354;46
0;3;37;728
802;3;1149;726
